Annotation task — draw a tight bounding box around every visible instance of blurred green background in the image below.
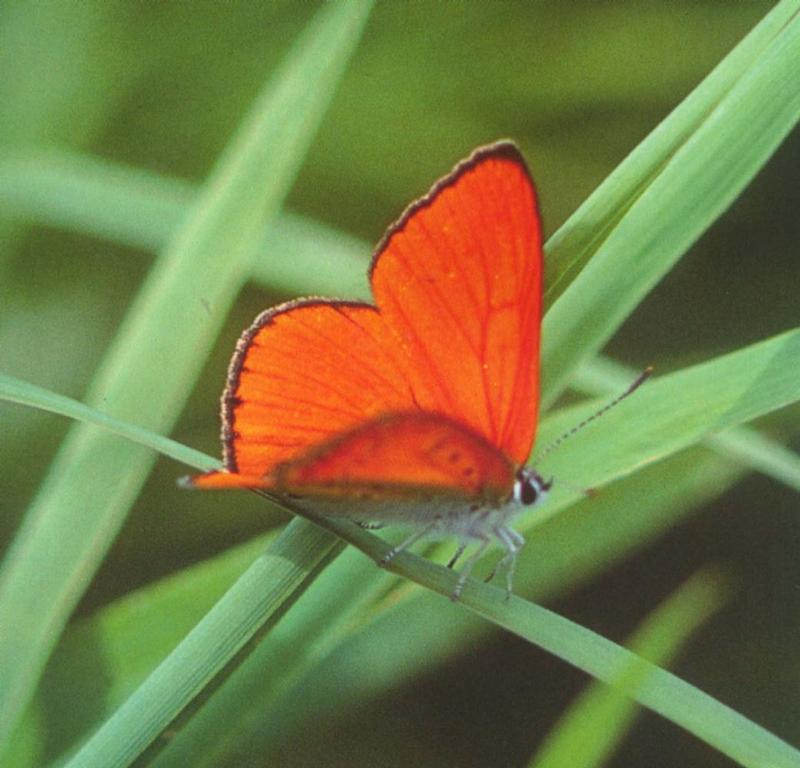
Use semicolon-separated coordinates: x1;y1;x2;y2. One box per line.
1;2;797;766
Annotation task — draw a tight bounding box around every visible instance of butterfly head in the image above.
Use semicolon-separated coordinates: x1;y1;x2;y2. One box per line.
512;467;552;507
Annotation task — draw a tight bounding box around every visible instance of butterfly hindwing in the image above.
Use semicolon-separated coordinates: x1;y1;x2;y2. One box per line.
272;411;516;502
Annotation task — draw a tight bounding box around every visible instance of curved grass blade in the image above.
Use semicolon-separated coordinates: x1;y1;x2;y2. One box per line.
0;150;372;300
294;511;798;768
575;356;800;493
222;450;741;767
0;373;215;471
532;328;800;519
528;570;727;768
6;326;798;767
0;447;738;768
541;6;800;403
0;0;372;754
542;0;800;306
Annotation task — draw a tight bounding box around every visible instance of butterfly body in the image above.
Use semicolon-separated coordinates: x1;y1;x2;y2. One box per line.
188;141;546;598
279;439;551;599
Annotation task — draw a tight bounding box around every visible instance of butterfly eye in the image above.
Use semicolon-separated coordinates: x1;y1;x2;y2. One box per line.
514;470;550;506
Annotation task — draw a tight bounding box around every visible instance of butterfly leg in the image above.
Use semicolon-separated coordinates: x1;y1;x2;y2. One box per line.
447;542;467;569
378;520;440;568
485;526;525;599
452;535;491;601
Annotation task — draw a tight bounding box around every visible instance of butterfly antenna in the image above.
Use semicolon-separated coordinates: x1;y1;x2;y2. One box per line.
533;366;653;465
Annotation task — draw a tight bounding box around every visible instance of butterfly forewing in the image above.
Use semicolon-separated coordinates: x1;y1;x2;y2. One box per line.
370;143;542;466
216;301;414;479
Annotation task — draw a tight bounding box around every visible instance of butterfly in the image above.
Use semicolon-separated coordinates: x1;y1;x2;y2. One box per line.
186;141;552;599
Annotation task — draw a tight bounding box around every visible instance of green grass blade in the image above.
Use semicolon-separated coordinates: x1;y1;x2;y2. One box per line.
529;571;727;768
0;149;371;300
5;449;737;768
63;520;342;768
541;6;800;403
229;450;742;765
0;373;215;471
295;511;798;768
149;452;743;768
533;328;800;515
575;356;800;493
4;325;797;765
481;586;792;768
541;0;799;307
704;427;800;493
0;149;193;251
0;376;740;767
0;0;372;754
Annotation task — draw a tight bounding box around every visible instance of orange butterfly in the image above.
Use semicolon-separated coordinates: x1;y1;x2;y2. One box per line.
187;141;551;598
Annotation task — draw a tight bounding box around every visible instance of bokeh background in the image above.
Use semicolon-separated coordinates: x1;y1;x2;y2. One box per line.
1;2;797;766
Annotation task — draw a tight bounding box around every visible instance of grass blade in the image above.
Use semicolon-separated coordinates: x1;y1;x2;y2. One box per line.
575;356;800;493
541;4;800;402
6;327;797;767
0;0;372;754
226;450;742;766
0;373;214;471
542;0;799;306
533;328;800;516
63;520;342;768
0;149;371;299
11;451;712;767
528;571;727;768
475;583;792;768
0;382;736;765
295;509;797;768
